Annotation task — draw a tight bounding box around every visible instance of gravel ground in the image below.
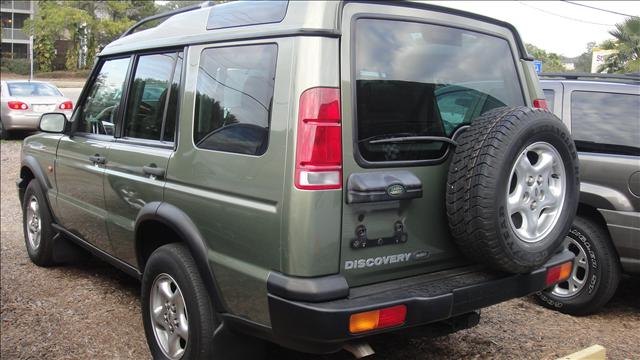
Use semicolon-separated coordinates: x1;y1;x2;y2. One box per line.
1;139;639;360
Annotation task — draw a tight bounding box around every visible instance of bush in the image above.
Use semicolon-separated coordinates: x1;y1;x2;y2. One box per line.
1;58;32;75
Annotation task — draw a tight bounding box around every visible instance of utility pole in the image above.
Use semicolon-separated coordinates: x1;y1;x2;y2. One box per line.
29;35;34;81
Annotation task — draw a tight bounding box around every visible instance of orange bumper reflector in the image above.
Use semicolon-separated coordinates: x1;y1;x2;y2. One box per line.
349;305;407;334
546;261;573;286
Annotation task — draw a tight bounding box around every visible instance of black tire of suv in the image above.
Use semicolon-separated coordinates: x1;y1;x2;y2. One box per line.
446;106;579;273
535;216;621;315
23;179;56;266
142;243;218;360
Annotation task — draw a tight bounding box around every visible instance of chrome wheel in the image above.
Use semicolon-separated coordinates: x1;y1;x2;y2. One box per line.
150;273;189;359
552;237;589;297
26;195;42;250
506;142;566;243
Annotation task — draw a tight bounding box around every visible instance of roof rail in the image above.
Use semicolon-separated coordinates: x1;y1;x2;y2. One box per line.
540;72;640;82
120;1;213;38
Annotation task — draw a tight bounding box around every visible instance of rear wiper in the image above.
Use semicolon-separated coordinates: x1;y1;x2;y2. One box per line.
363;135;457;147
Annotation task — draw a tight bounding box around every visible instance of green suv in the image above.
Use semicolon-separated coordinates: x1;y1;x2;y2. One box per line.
18;1;580;359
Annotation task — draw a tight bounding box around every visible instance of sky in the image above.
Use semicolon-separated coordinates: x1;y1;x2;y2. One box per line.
424;1;640;57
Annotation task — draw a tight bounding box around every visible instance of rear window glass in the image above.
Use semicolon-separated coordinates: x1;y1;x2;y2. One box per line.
206;1;288;30
355;18;524;163
193;44;277;156
571;91;640;155
7;82;62;97
543;89;555;112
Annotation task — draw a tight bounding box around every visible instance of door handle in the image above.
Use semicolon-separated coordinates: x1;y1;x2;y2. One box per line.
89;154;106;164
143;164;166;178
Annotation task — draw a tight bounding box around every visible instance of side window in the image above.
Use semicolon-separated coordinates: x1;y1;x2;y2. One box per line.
571;91;640;154
355;19;524;162
124;52;180;141
78;58;130;135
193;44;277;155
543;89;555;112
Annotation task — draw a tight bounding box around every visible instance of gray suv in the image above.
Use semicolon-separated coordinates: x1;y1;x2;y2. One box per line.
18;2;580;359
537;73;640;315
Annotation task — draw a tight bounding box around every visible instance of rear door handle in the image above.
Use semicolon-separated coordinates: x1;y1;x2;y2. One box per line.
143;164;166;178
89;155;106;164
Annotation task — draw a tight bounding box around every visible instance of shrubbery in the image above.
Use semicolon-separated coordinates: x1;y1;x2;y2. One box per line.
0;58;31;75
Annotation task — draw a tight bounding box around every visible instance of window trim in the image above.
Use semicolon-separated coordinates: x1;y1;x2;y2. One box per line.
117;48;184;145
349;14;527;168
190;42;278;157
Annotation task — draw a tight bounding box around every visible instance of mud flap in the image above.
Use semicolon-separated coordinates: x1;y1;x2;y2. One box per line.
51;233;87;263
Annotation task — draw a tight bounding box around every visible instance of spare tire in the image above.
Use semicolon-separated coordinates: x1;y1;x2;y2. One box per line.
446;106;579;273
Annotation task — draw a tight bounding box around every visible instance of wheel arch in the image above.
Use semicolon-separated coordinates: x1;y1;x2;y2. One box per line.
135;202;228;313
18;156;53;209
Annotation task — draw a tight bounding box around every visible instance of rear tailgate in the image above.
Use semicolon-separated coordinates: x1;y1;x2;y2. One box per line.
339;3;530;286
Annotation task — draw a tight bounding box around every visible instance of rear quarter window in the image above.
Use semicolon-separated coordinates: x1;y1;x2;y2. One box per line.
543;89;555;112
355;18;524;163
571;91;640;155
193;44;277;156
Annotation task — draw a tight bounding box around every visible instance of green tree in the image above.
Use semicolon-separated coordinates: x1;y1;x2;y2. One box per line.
525;43;566;73
573;42;596;73
598;16;640;73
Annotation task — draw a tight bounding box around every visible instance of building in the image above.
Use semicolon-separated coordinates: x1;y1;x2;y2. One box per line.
1;0;35;59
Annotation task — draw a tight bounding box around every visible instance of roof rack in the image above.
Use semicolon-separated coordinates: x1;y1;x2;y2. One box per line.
540;72;640;82
120;1;213;38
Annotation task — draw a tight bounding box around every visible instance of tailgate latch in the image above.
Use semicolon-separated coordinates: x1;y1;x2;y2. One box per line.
351;221;408;249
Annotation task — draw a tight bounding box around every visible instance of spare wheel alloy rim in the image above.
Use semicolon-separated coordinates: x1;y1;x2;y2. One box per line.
551;237;589;297
150;273;189;359
506;141;566;243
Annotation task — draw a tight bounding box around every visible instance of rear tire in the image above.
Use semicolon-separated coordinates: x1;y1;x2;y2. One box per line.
535;216;621;315
446;106;579;273
142;243;218;360
0;120;10;140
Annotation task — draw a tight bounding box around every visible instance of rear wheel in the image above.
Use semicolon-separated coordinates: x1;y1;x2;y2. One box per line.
0;120;10;140
535;216;621;315
142;243;218;360
446;106;580;273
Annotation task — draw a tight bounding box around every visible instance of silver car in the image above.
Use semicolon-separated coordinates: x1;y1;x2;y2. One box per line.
0;80;73;139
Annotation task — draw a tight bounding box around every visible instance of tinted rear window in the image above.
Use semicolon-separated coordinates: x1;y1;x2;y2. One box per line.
193;44;277;156
355;18;524;163
206;1;288;30
571;91;640;154
7;82;62;97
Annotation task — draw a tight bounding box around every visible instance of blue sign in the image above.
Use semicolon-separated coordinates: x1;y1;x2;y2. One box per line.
533;60;542;74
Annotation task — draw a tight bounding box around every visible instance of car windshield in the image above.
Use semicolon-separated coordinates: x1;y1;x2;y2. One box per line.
7;82;62;97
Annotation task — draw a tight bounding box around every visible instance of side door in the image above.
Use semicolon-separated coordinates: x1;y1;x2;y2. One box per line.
104;50;183;266
55;57;132;252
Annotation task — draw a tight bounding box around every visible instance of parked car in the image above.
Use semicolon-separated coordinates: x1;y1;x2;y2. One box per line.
0;80;73;139
537;73;640;315
17;2;580;359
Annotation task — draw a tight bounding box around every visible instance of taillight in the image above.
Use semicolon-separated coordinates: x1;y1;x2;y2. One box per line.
545;261;573;286
349;305;407;334
8;101;28;110
294;87;342;190
533;99;548;110
59;101;73;110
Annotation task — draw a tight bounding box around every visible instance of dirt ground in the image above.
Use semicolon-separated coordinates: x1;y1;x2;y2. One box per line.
1;139;639;360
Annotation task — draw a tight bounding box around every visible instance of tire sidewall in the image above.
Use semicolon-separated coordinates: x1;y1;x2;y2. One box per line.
142;246;215;360
537;225;600;309
494;116;579;267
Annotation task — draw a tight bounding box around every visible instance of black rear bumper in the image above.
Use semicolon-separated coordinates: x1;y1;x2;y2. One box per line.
267;250;574;354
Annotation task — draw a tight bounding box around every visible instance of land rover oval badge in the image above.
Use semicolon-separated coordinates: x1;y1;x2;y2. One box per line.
387;184;406;197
